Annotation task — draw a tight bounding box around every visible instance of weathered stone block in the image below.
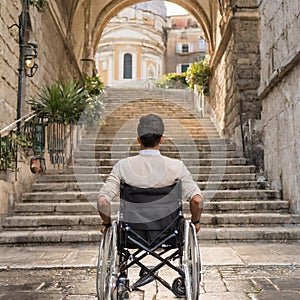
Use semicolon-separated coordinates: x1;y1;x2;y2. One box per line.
232;0;260;7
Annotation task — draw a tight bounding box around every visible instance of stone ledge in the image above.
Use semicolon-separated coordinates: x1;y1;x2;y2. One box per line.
259;48;300;98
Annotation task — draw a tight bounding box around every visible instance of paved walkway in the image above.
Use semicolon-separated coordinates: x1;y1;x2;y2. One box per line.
0;242;299;299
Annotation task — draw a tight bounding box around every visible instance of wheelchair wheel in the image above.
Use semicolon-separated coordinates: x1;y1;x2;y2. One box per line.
172;277;186;298
183;220;201;300
96;222;119;300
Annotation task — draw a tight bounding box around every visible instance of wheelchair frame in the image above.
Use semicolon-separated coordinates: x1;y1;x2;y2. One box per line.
96;182;202;300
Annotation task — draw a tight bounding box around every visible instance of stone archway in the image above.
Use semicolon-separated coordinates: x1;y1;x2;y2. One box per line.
2;0;299;214
68;0;262;171
69;0;220;70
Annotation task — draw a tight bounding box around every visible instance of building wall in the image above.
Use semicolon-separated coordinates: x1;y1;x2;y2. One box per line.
0;1;80;220
166;15;207;74
0;2;81;127
259;0;300;212
0;0;22;129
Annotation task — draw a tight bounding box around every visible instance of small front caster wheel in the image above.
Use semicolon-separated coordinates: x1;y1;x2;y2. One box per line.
172;277;186;298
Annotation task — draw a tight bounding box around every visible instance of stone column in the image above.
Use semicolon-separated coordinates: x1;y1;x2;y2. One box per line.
210;0;262;171
81;0;95;76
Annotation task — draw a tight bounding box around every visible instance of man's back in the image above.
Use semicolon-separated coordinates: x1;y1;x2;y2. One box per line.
117;150;183;188
100;150;200;202
97;114;203;233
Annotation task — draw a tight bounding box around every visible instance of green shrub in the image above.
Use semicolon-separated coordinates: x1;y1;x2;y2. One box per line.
155;72;188;89
185;56;210;95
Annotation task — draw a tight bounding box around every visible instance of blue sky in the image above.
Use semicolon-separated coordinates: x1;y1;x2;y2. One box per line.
164;1;188;16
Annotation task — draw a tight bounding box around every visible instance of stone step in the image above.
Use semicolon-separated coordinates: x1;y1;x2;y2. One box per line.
30;181;268;192
92;124;218;131
90;131;221;137
3;213;300;230
103;95;193;101
86;134;222;140
102;114;209;120
96;114;212;121
74;151;243;159
103;99;194;105
1;226;299;244
14;200;289;215
199;226;300;241
102;103;196;108
81;137;232;145
103;114;200;120
22;190;281;202
103;99;193;104
102;101;194;106
74;157;248;167
36;173;257;183
94;129;219;136
56;165;256;174
94;121;217;130
79;144;238;152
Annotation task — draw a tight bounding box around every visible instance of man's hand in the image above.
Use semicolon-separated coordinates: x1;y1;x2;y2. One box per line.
194;222;201;233
100;223;111;234
190;194;203;233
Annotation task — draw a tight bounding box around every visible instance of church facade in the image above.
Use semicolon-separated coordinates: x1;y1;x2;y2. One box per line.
95;1;207;86
95;2;167;86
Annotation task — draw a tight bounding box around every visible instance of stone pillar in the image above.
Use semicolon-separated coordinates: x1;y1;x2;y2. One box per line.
231;14;262;171
81;0;95;76
210;0;262;171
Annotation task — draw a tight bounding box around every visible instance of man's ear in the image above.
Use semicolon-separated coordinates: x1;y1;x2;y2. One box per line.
160;136;165;144
137;137;142;145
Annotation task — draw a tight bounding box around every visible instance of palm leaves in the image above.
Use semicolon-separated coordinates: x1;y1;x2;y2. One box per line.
28;80;88;123
28;75;105;125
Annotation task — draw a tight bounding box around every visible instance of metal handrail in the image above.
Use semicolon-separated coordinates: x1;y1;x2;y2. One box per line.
0;111;36;136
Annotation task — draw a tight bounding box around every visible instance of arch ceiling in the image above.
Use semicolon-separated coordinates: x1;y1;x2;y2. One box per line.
65;0;222;61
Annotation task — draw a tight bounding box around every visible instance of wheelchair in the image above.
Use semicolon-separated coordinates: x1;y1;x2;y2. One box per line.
96;180;202;299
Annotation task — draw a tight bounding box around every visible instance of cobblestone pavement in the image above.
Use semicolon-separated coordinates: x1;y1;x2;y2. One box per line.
0;242;299;299
0;266;299;300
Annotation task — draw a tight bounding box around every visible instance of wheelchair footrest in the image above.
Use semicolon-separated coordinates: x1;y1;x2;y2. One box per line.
132;270;157;289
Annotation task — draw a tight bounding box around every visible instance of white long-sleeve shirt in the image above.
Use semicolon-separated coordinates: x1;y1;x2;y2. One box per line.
98;150;201;202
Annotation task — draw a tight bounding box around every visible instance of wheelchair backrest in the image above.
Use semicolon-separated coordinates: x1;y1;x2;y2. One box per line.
119;179;182;231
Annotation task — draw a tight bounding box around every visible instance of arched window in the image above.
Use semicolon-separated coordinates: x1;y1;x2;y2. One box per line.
123;53;132;79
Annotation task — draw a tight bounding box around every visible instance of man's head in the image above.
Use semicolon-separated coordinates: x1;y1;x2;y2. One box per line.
137;114;164;148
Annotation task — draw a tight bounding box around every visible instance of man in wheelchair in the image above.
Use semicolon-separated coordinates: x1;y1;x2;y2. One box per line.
97;114;204;299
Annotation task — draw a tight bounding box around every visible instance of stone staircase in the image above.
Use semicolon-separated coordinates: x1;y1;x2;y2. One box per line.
0;88;299;244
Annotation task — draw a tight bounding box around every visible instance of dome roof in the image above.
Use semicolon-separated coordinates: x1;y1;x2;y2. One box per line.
133;1;167;19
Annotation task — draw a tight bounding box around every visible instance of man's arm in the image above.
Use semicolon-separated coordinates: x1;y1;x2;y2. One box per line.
97;196;111;233
97;163;121;233
190;194;203;233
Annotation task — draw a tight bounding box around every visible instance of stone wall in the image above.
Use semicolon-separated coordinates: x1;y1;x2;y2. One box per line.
209;11;262;169
209;35;234;139
259;0;300;212
0;1;81;220
0;0;20;129
0;163;35;230
0;1;81;128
